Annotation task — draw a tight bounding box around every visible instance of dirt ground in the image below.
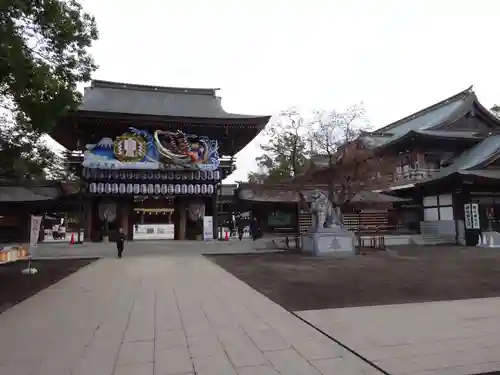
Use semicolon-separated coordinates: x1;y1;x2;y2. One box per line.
0;259;96;314
208;246;500;311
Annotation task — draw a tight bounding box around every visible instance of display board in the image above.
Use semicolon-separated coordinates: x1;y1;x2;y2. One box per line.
464;203;480;229
203;216;213;240
267;211;293;227
133;224;175;240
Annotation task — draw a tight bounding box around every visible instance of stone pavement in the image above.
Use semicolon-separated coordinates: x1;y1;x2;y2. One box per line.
33;238;272;259
0;255;381;375
299;300;500;375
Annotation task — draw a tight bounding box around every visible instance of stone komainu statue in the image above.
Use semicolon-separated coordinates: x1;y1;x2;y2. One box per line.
300;190;342;231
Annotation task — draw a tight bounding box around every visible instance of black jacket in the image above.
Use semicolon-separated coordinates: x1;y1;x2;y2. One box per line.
116;232;125;245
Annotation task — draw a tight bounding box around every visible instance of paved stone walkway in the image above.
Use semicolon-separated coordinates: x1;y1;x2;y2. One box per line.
0;255;380;375
299;300;500;375
33;239;273;259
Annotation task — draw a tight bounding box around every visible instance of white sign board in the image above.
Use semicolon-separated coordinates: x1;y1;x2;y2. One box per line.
464;203;480;230
30;215;43;255
203;216;213;240
464;204;472;229
470;203;480;229
133;224;175;240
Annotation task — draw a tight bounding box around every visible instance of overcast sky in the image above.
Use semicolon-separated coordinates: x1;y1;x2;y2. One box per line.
77;0;500;183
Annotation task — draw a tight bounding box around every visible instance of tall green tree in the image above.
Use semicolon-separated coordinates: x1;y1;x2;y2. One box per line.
0;0;98;180
0;113;65;181
247;108;310;183
1;0;98;131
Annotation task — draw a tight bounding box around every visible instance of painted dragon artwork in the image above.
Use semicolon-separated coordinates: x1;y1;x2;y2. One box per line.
154;130;210;166
82;127;220;171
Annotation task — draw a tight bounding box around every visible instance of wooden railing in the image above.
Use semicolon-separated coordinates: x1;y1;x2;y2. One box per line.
342;211;389;232
395;168;439;181
299;210;395;233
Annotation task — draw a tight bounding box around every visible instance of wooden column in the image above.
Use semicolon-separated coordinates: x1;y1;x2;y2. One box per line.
121;202;129;240
212;189;218;239
84;198;92;241
178;201;186;240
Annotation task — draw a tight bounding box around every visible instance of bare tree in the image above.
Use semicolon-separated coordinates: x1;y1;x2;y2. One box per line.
310;104;369;164
308;104;392;207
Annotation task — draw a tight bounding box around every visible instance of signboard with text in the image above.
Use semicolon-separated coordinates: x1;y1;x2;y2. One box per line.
203;216;213;240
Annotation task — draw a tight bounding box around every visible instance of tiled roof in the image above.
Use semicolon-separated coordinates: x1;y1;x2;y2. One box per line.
419;133;500;185
79;80;270;121
366;87;483;147
0;186;60;202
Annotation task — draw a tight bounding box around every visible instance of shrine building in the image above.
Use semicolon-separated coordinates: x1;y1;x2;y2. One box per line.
50;80;270;241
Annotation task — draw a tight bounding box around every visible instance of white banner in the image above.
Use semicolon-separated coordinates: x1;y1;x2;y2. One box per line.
30;215;43;255
133;224;175;240
203;216;213;241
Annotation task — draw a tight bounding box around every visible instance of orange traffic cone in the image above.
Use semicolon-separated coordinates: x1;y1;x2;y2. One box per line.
225;231;229;241
70;233;75;245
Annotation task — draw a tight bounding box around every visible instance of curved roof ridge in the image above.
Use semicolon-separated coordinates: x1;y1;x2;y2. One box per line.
374;85;474;134
79;80;271;120
91;80;219;96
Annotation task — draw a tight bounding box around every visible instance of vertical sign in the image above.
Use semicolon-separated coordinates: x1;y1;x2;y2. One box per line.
471;203;480;229
29;215;43;255
464;204;472;229
203;216;213;241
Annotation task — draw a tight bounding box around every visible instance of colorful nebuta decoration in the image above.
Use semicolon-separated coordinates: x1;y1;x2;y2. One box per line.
82;127;220;171
153;130;211;167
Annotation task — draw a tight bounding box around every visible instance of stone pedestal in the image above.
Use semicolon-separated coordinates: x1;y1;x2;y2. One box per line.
301;226;355;257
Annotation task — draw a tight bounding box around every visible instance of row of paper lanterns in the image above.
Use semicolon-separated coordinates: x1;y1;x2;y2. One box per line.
83;168;221;181
88;182;216;195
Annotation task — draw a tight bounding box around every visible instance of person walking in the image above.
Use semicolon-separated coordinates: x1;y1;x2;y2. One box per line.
237;218;244;241
250;217;259;242
116;228;126;258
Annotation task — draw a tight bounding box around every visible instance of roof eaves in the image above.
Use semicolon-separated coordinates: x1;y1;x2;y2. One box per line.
374;86;474;134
